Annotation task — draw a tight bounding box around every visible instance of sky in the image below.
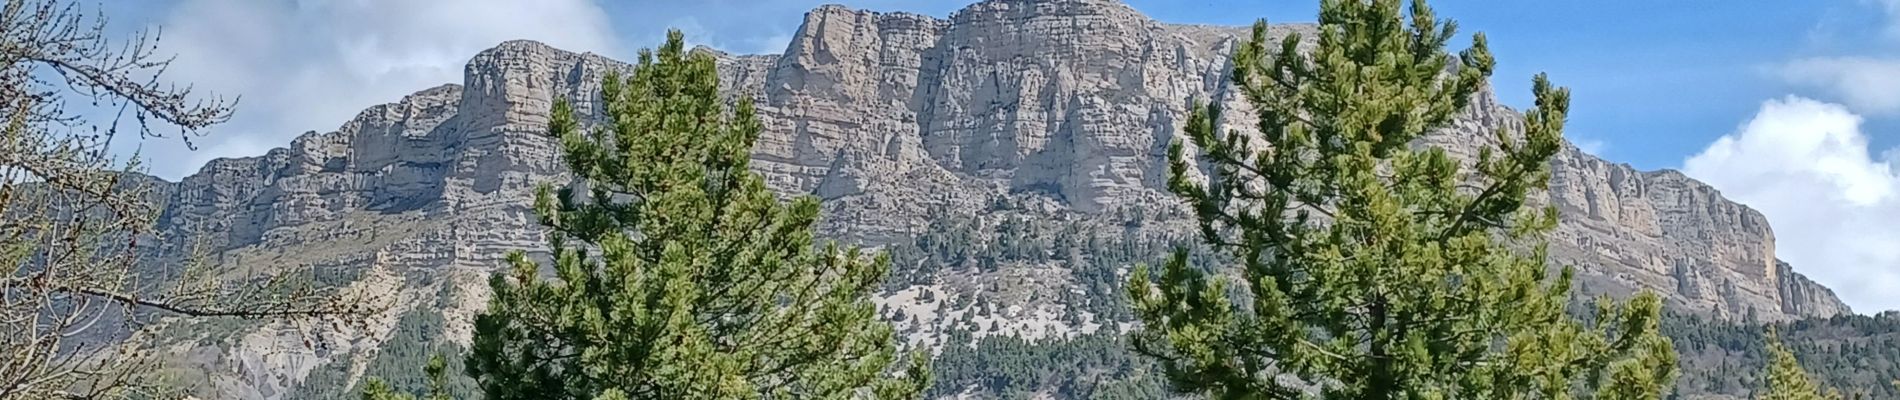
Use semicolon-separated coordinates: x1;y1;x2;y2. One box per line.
95;0;1900;313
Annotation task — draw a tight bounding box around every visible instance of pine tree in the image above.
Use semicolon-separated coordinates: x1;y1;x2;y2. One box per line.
1124;0;1678;398
1759;332;1842;400
462;31;928;400
361;355;454;400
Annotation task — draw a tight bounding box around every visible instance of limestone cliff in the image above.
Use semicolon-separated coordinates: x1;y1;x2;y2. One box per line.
142;0;1847;397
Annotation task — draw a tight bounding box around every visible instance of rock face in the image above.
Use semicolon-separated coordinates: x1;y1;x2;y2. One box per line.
1545;148;1852;319
143;0;1848;397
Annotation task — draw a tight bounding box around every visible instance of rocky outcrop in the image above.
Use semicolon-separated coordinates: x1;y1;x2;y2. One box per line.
1545;144;1853;319
143;0;1850;396
1778;260;1852;318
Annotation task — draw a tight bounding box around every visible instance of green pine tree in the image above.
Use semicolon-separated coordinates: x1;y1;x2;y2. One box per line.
361;355;454;400
461;31;928;400
1759;331;1842;400
1124;0;1678;398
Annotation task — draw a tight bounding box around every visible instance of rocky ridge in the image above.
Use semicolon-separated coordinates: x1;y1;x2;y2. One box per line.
142;0;1848;397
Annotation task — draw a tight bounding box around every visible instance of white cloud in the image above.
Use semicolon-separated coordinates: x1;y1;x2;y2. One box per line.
1878;0;1900;40
1682;96;1900;313
1775;0;1900;116
140;0;620;179
1779;57;1900;116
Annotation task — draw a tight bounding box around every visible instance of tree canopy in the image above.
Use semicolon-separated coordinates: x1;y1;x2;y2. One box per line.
460;30;928;400
1126;0;1678;398
2;1;367;398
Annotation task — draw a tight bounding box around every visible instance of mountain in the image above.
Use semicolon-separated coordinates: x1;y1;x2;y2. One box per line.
132;0;1854;398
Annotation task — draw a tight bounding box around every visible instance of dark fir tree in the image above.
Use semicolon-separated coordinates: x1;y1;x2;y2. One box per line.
461;31;927;400
361;355;454;400
1125;0;1678;398
1661;311;1900;398
1759;331;1844;400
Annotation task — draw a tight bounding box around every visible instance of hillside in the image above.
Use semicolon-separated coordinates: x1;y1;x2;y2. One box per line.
129;0;1858;398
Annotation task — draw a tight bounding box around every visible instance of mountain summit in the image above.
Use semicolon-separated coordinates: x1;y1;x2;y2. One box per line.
144;1;1844;398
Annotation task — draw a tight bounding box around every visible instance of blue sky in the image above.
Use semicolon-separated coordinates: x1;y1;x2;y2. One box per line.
106;0;1900;312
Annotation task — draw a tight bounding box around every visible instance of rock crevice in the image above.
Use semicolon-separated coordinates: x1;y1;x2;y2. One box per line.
147;0;1850;397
